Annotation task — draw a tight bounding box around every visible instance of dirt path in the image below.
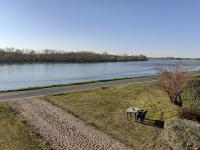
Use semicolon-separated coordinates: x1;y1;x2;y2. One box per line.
9;99;132;150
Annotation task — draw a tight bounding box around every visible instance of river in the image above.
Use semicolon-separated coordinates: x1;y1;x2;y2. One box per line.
0;59;199;90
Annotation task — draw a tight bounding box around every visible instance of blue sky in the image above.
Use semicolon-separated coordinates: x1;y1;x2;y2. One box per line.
0;0;199;57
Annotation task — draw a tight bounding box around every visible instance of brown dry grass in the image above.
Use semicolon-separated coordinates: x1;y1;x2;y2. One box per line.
45;82;177;149
0;102;49;150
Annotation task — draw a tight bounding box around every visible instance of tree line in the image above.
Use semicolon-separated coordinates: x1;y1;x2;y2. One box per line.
150;57;200;60
0;48;148;63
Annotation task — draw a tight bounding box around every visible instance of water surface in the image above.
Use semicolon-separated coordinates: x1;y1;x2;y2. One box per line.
0;59;199;90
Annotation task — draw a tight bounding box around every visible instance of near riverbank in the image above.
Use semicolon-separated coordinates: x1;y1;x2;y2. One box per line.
0;71;199;150
0;70;199;101
0;75;158;100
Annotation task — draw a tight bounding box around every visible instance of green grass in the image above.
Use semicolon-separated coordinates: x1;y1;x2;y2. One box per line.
45;82;177;149
0;102;49;150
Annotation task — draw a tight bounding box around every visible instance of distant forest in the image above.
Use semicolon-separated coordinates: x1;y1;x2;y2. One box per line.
0;48;148;63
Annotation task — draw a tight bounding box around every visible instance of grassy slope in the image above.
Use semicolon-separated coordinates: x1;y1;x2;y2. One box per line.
0;102;49;150
45;82;177;149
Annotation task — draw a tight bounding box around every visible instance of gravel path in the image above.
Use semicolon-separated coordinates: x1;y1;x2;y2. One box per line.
9;99;132;150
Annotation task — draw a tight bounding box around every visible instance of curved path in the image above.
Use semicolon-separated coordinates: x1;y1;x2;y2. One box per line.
10;99;132;150
0;75;157;101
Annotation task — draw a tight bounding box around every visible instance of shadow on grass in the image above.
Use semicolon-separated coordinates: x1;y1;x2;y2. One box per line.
136;119;165;128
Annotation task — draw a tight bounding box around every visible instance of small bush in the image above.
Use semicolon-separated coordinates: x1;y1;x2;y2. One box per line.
182;77;200;108
165;118;200;150
178;107;200;122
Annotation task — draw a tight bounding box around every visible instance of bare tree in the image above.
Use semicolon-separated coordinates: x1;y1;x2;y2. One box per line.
157;63;186;106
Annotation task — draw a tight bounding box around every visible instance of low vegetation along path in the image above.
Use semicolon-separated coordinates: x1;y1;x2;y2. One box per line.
9;99;132;150
0;75;157;101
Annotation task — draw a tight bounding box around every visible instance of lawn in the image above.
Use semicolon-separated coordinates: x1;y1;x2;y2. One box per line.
45;82;177;149
0;102;49;150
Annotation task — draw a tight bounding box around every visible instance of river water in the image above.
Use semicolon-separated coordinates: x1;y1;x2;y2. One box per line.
0;59;199;90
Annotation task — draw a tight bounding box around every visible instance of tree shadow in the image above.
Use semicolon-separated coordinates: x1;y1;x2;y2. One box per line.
135;119;164;128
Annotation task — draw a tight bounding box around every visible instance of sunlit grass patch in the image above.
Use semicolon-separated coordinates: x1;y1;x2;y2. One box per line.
45;82;177;149
0;102;49;150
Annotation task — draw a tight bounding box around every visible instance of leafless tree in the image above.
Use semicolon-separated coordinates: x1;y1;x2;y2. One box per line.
157;63;186;106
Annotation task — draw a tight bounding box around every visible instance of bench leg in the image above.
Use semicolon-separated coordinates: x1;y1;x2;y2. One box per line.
134;113;137;121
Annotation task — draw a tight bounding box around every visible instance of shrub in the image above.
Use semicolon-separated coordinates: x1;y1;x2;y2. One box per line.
165;118;200;150
182;77;200;108
178;107;200;122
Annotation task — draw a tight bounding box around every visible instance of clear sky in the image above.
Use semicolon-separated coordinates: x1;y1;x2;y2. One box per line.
0;0;199;57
